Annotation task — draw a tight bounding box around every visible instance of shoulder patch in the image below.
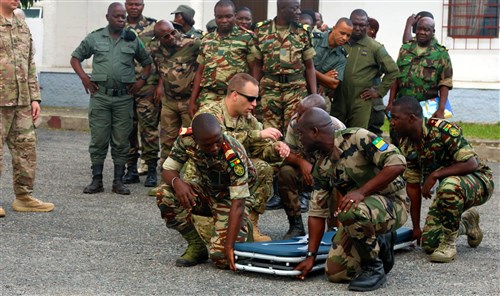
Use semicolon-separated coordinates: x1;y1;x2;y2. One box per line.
222;140;245;177
255;19;271;28
178;127;193;136
428;118;460;137
372;137;388;151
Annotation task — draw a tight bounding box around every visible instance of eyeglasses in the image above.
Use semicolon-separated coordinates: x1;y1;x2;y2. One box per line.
233;90;260;102
157;30;176;40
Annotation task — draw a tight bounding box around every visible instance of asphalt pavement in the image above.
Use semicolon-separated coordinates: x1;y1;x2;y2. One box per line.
1;129;499;295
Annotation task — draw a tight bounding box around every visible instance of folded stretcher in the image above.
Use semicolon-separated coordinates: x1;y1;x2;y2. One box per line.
234;227;414;276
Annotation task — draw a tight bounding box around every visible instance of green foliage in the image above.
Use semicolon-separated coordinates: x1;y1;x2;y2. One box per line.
20;0;40;9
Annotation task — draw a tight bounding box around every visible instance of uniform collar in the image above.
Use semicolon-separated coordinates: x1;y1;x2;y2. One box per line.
272;17;300;34
101;26;125;39
0;13;21;26
349;34;369;47
215;25;240;39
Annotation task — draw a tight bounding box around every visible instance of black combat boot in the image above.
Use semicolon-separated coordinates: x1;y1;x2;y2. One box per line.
123;163;140;184
144;161;157;187
348;258;387;292
83;164;104;194
112;164;131;195
266;178;282;210
283;215;306;240
378;231;396;274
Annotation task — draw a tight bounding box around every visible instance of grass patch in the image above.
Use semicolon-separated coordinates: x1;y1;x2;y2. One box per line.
381;120;500;140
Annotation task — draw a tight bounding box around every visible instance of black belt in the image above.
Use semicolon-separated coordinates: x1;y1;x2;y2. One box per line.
97;86;129;97
168;93;191;100
264;73;304;83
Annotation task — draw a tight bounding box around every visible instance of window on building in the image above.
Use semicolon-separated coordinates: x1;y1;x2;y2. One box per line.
448;0;499;38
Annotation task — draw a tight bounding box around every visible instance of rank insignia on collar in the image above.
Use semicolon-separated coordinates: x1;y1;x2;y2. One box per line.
372;137;388;151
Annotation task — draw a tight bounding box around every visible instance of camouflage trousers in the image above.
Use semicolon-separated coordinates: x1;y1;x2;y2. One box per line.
250;158;274;214
325;190;408;282
260;78;308;135
196;89;225;109
277;165;305;217
128;87;160;164
159;97;191;167
0;105;36;196
156;181;253;269
422;173;494;252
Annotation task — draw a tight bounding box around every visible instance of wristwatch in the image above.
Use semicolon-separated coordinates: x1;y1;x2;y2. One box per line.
140;74;148;81
306;251;317;258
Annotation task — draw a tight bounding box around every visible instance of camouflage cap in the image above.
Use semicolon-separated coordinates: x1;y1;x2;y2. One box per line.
206;19;217;31
171;5;195;18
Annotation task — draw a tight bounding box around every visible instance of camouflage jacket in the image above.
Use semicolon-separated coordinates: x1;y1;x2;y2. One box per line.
197;101;284;163
0;14;40;106
126;16;157;90
252;18;315;75
149;34;200;98
309;128;408;218
400;118;491;185
163;132;256;201
197;25;255;90
396;38;453;101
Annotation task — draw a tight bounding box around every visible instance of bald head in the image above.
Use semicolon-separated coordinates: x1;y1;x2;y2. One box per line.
299;107;334;133
108;2;124;14
417;16;435;29
192;113;221;139
300;94;327;111
154;20;174;34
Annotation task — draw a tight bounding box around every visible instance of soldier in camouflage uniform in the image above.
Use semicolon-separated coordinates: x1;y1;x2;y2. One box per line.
171;5;203;39
196;73;290;242
157;113;255;270
149;20;200;167
294;108;409;292
251;0;317;135
123;0;160;188
188;0;256;117
390;97;494;263
0;0;55;217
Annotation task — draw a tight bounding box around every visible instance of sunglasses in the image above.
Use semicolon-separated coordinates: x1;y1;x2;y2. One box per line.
157;30;177;40
234;90;260;102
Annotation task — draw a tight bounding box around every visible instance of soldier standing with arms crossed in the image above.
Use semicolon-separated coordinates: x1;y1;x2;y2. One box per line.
0;0;54;217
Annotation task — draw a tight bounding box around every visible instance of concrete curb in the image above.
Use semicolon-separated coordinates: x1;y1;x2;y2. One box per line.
39;107;499;162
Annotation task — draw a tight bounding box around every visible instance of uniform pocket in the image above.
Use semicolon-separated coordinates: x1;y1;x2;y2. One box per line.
94;43;110;63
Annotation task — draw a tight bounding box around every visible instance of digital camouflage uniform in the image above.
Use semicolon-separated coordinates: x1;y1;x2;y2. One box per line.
396;38;453;102
400;118;493;252
196;26;255;107
252;19;316;134
333;35;398;129
157;132;256;268
308;128;409;282
126;16;160;165
279;114;346;218
0;14;40;196
149;33;200;165
71;26;152;165
196;101;285;214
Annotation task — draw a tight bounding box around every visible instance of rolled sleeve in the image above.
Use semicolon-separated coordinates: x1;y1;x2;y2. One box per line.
229;183;251;200
308;189;330;218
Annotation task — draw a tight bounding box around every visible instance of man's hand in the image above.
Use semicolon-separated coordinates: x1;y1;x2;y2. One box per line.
325;69;338;79
422;172;438;199
294;257;315;280
225;245;237;271
298;158;314;187
81;75;98;95
432;108;445;119
275;141;290;158
412;227;422;245
31;101;41;121
336;190;364;215
153;83;164;104
128;79;145;95
360;87;380;101
173;179;198;210
260;128;283;141
406;14;420;27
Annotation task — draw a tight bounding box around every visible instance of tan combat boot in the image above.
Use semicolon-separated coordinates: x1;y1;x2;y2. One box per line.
430;231;458;263
12;195;55;212
249;211;271;242
0;207;5;217
461;208;483;248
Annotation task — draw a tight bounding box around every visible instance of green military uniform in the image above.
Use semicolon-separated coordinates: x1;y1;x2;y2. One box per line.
185;26;203;39
0;14;40;196
149;33;200;165
252;19;316;133
196;101;285;214
196;25;255;107
125;16;160;166
308;128;409;282
158;132;256;268
71;26;152;165
396;38;453;102
400;118;493;252
333;35;398;129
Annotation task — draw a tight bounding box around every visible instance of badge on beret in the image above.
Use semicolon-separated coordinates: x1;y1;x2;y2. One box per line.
372;137;388;151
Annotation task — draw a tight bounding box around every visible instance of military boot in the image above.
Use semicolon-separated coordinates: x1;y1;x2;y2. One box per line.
112;164;131;195
249;211;272;242
348;258;387;292
283;215;306;240
266;179;282;210
144;161;158;187
176;227;209;267
12;194;55;212
83;164;104;194
123;163;140;184
430;230;458;263
460;208;483;248
377;231;396;274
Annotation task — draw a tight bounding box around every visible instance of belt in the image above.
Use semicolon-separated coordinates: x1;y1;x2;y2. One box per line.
97;86;129;97
168;93;191;100
264;73;304;83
